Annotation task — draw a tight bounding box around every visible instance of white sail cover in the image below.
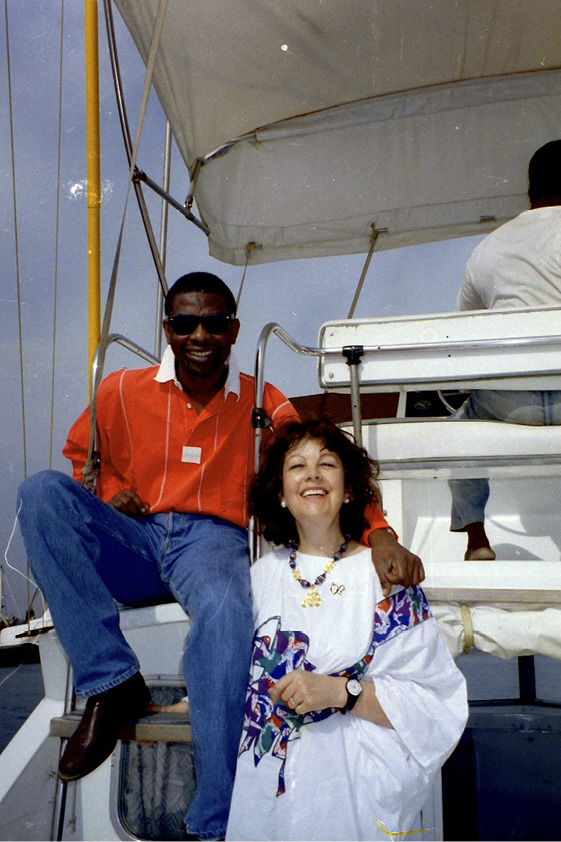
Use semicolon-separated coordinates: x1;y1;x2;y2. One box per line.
433;603;561;661
114;0;561;265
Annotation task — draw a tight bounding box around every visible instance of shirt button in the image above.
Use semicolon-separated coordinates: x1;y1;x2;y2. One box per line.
187;403;192;409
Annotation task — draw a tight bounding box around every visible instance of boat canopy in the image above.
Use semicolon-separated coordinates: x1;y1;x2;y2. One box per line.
114;0;561;265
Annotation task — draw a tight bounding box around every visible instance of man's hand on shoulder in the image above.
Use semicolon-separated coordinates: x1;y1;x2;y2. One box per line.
108;489;148;518
369;528;425;598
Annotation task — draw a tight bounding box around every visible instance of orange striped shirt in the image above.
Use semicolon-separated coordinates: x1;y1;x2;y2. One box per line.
64;356;391;536
64;364;295;528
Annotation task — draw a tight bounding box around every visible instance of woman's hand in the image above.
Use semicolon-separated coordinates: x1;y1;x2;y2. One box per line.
269;671;347;715
270;671;394;728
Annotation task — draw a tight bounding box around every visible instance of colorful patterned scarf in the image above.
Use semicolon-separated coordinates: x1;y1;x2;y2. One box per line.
238;585;431;795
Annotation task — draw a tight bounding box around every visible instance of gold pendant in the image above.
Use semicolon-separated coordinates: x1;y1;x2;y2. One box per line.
302;586;322;607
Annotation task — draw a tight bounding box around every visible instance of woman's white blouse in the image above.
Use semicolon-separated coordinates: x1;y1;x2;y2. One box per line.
226;547;468;841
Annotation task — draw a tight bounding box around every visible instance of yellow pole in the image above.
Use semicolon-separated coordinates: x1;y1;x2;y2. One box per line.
85;0;101;400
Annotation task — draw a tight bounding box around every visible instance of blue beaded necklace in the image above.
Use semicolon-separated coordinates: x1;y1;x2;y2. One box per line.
288;535;350;607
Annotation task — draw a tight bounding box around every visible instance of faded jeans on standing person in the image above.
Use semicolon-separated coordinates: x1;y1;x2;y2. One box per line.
449;389;561;530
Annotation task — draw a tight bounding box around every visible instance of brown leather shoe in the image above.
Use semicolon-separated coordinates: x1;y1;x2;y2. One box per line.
58;672;151;782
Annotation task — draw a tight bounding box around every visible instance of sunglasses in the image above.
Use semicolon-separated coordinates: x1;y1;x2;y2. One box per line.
166;313;235;336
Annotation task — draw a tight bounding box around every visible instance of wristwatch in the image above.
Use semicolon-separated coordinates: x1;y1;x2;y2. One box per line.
340;677;362;714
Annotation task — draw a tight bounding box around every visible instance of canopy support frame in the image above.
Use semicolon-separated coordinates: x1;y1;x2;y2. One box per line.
133;167;209;235
103;0;168;296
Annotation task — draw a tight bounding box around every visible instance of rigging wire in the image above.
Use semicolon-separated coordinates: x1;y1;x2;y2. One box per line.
50;0;65;469
103;0;168;298
3;0;42;627
4;0;27;479
41;1;67;634
155;120;173;358
2;3;64;626
82;0;170;490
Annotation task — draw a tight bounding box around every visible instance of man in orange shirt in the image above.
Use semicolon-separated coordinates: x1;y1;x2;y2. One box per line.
17;272;423;841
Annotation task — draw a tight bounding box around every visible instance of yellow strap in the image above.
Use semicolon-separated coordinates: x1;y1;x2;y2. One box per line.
460;602;475;654
377;820;427;837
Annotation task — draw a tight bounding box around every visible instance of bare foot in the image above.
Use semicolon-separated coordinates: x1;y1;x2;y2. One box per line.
465;546;496;561
146;700;189;714
464;521;495;560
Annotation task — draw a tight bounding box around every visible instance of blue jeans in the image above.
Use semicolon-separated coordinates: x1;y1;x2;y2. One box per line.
449;389;561;530
17;470;253;840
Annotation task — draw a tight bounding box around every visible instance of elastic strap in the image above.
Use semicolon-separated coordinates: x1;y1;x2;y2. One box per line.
460;602;475;654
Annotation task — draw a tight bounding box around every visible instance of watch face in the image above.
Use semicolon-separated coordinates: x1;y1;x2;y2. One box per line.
347;678;362;697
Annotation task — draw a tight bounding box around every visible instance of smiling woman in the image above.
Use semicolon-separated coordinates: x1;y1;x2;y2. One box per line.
252;418;380;550
280;437;348;554
226;418;468;841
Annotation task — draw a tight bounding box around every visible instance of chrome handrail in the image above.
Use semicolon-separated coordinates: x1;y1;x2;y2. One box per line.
90;334;159;400
320;332;561;356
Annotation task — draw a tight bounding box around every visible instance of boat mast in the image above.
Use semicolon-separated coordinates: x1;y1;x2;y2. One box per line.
85;0;101;399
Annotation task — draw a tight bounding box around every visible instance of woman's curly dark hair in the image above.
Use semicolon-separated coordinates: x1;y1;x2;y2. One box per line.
249;417;380;547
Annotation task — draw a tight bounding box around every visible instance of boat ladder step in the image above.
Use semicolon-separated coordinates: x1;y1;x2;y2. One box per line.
49;710;192;744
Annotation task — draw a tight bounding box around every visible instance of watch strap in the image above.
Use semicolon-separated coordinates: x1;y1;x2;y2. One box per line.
341;678;361;714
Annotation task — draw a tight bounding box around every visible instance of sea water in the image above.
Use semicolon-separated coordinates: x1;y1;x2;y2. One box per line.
0;663;44;753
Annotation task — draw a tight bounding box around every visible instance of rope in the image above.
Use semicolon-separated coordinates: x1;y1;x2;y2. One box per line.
5;0;27;479
82;0;170;490
347;224;379;319
460;602;475;654
3;503;29;620
0;663;24;690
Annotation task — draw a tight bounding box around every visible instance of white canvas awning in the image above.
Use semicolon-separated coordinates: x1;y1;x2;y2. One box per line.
114;0;561;265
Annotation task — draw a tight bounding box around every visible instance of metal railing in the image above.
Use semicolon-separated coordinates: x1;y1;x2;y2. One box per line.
90;334;159;400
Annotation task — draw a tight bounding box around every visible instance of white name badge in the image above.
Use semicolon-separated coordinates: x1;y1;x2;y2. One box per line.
182;446;202;464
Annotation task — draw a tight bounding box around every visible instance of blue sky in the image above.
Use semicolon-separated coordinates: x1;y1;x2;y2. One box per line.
1;1;482;619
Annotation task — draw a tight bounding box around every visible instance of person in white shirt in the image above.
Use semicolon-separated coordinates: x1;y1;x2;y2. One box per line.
226;418;467;841
450;140;561;560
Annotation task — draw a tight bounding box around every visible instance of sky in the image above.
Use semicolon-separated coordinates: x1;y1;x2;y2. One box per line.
0;1;483;620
